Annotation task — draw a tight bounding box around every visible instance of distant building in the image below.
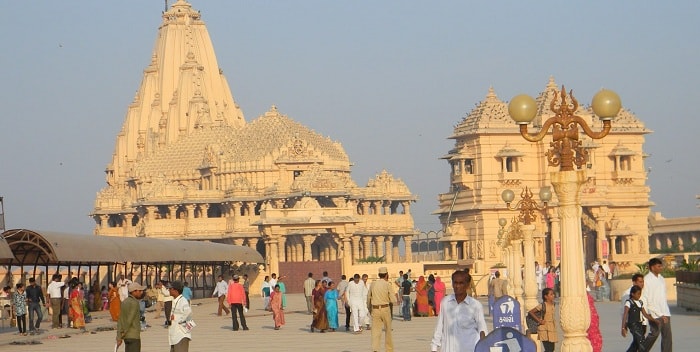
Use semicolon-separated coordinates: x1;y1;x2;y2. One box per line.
434;79;653;273
91;0;418;275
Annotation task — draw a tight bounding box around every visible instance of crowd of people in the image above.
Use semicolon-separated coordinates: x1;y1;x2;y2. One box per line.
0;256;675;352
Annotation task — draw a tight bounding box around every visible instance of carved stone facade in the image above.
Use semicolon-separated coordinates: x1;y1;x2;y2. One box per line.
91;0;418;275
435;78;653;273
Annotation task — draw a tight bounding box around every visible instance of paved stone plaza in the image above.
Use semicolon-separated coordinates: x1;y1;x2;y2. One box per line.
1;293;698;351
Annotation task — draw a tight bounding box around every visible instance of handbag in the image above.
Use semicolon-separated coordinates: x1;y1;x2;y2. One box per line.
525;303;545;334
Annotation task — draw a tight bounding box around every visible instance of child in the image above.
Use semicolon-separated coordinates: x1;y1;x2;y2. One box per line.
528;288;557;352
13;283;28;336
621;285;656;352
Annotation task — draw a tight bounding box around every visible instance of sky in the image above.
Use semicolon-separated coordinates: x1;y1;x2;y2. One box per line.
1;1;699;235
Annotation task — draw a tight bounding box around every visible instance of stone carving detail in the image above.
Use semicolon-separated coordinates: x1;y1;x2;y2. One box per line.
365;170;411;195
290;165;357;191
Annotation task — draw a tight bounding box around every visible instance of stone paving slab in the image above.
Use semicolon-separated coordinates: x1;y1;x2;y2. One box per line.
0;294;698;351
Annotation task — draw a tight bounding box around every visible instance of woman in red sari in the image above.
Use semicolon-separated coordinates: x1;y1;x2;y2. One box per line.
415;276;430;317
310;280;329;332
108;282;120;321
433;276;446;316
270;284;285;330
69;282;86;330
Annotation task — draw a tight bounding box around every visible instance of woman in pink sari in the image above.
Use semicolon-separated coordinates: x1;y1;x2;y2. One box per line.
270;284;285;330
415;276;430;317
432;276;446;316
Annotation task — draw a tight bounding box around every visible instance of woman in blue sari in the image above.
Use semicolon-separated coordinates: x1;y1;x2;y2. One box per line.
277;276;287;309
324;281;339;331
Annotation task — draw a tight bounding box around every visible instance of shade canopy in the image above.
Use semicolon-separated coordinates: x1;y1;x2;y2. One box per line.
1;229;263;265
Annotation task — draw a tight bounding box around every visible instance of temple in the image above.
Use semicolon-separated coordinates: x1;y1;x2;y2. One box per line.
91;0;418;275
434;78;653;273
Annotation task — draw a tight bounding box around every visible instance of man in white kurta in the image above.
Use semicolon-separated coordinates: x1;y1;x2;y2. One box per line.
168;281;192;352
431;270;487;352
345;274;366;333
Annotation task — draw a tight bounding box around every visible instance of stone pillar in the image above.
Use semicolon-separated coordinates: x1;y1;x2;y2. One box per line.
549;216;561;264
384;236;393;263
295;240;303;262
303;235;314;261
362;236;372;259
551;170;591;352
268;239;279;275
511;238;524;304
248;238;259;252
342;237;352;272
351;237;361;264
123;214;134;228
402;201;411;214
231;202;241;217
375;236;385;258
278;236;286;263
450;241;458;261
609;236;617;259
168;205;178;219
392;240;400;262
404;235;413;262
185;204;196;219
233;238;244;246
521;224;539;312
199;204;210;218
100;215;109;228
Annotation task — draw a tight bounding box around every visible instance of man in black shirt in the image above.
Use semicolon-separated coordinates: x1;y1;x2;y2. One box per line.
25;277;46;334
401;274;412;321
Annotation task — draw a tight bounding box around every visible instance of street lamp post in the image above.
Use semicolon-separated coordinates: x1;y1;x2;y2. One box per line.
502;187;551;319
508;86;621;352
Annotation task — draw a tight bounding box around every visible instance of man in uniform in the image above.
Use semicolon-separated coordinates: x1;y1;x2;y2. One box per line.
367;267;393;352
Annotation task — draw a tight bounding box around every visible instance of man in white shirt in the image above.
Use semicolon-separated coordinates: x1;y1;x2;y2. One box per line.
431;270;487;352
117;275;132;302
211;275;230;316
46;274;65;329
269;273;278;289
303;273;316;314
345;274;366;333
535;262;544;291
642;258;672;351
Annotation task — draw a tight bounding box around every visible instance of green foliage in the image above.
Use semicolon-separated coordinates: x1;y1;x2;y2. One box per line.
635;262;650;275
678;258;700;272
357;256;385;263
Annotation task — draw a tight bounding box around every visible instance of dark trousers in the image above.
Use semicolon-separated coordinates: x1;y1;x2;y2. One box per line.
542;341;555;352
230;303;248;330
124;338;141;352
626;322;648;352
645;317;672;352
344;304;351;328
164;301;172;325
28;302;43;330
16;314;27;333
402;295;411;320
245;291;250;310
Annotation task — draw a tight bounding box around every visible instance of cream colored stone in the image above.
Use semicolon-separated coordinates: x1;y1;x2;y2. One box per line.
435;78;653;274
91;1;417;276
